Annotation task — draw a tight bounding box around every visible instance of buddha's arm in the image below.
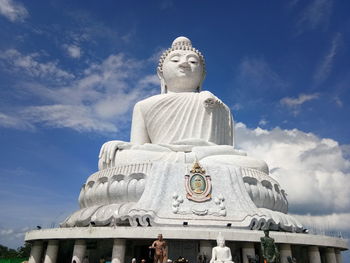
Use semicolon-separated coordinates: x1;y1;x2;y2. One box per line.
210;248;217;263
227;248;232;261
130;102;151;145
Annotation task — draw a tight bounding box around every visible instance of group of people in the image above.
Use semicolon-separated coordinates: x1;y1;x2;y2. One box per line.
79;231;279;263
147;231;280;263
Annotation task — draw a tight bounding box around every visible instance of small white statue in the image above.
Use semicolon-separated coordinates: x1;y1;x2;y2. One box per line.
210;233;234;263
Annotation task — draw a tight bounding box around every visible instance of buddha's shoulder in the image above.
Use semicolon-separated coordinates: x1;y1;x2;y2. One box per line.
134;91;224;109
134;94;167;108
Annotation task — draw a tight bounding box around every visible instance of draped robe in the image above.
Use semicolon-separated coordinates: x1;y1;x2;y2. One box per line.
131;91;234;146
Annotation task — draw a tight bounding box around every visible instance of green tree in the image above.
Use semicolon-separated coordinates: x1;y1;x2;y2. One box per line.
0;243;31;259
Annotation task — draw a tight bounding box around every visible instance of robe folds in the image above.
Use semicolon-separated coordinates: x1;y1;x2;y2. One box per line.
131;91;234;146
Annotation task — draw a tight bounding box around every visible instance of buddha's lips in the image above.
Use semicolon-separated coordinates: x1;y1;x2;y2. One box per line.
178;68;191;74
179;65;190;71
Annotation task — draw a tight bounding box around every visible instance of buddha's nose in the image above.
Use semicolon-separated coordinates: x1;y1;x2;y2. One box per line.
179;60;190;68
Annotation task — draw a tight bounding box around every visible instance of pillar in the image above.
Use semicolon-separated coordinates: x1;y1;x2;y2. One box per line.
308;246;321;263
72;239;86;263
279;244;292;263
43;240;59;263
335;249;342;263
242;242;255;263
112;239;126;263
29;240;44;263
199;240;212;260
325;247;337;263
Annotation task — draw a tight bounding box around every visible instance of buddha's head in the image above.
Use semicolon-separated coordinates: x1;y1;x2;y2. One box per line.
216;232;225;247
157;36;206;94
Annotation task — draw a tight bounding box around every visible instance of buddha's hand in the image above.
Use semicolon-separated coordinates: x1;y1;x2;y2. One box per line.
99;140;132;165
203;97;217;109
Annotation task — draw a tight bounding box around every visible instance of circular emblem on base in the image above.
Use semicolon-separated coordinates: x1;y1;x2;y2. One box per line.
185;162;212;202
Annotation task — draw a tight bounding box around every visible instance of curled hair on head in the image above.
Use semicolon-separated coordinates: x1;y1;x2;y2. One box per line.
157;37;206;94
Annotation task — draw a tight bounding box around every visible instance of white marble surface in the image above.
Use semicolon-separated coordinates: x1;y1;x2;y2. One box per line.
62;162;301;232
25;227;349;250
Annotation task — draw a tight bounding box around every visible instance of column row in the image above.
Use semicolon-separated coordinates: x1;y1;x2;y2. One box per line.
28;238;126;263
28;239;343;263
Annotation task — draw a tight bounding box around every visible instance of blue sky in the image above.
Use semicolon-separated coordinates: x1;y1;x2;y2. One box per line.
0;0;349;259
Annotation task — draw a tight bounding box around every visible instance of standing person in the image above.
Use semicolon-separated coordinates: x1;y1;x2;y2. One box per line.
150;234;167;263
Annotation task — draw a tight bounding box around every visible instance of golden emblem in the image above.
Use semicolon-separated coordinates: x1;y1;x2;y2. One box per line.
185;161;212;202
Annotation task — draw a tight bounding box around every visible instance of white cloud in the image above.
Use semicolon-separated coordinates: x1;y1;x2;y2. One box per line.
280;93;319;107
313;33;342;85
0;50;159;133
280;93;319;115
296;0;332;33
232;103;242;111
333;96;343;107
0;49;74;81
0;112;34;130
64;44;81;59
0;228;14;235
235;123;350;215
0;0;28;22
23;105;118;132
138;74;159;88
258;118;268;126
0;226;31;248
293;213;350;233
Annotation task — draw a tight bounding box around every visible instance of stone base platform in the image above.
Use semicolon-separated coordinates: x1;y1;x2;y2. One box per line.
25;226;347;249
25;226;348;263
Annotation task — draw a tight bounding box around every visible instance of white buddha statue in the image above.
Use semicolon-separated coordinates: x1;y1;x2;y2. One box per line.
62;36;302;232
210;233;234;263
98;36;268;174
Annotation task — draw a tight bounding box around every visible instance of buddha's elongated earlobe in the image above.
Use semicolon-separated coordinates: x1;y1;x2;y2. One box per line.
197;71;206;92
157;68;167;94
160;79;167;94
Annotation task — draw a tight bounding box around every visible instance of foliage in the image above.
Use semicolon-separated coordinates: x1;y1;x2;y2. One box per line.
0;243;31;259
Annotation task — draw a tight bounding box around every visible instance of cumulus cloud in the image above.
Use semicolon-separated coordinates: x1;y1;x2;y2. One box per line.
64;44;81;59
258;118;268;126
313;33;342;85
0;49;74;81
293;213;350;234
0;49;158;133
296;0;333;33
0;0;28;22
23;105;118;132
280;93;319;115
235;122;350;215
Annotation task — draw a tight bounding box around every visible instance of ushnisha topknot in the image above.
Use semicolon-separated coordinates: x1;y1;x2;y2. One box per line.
157;36;206;75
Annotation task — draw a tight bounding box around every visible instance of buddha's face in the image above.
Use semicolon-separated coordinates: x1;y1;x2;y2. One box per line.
161;50;204;93
217;238;225;247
